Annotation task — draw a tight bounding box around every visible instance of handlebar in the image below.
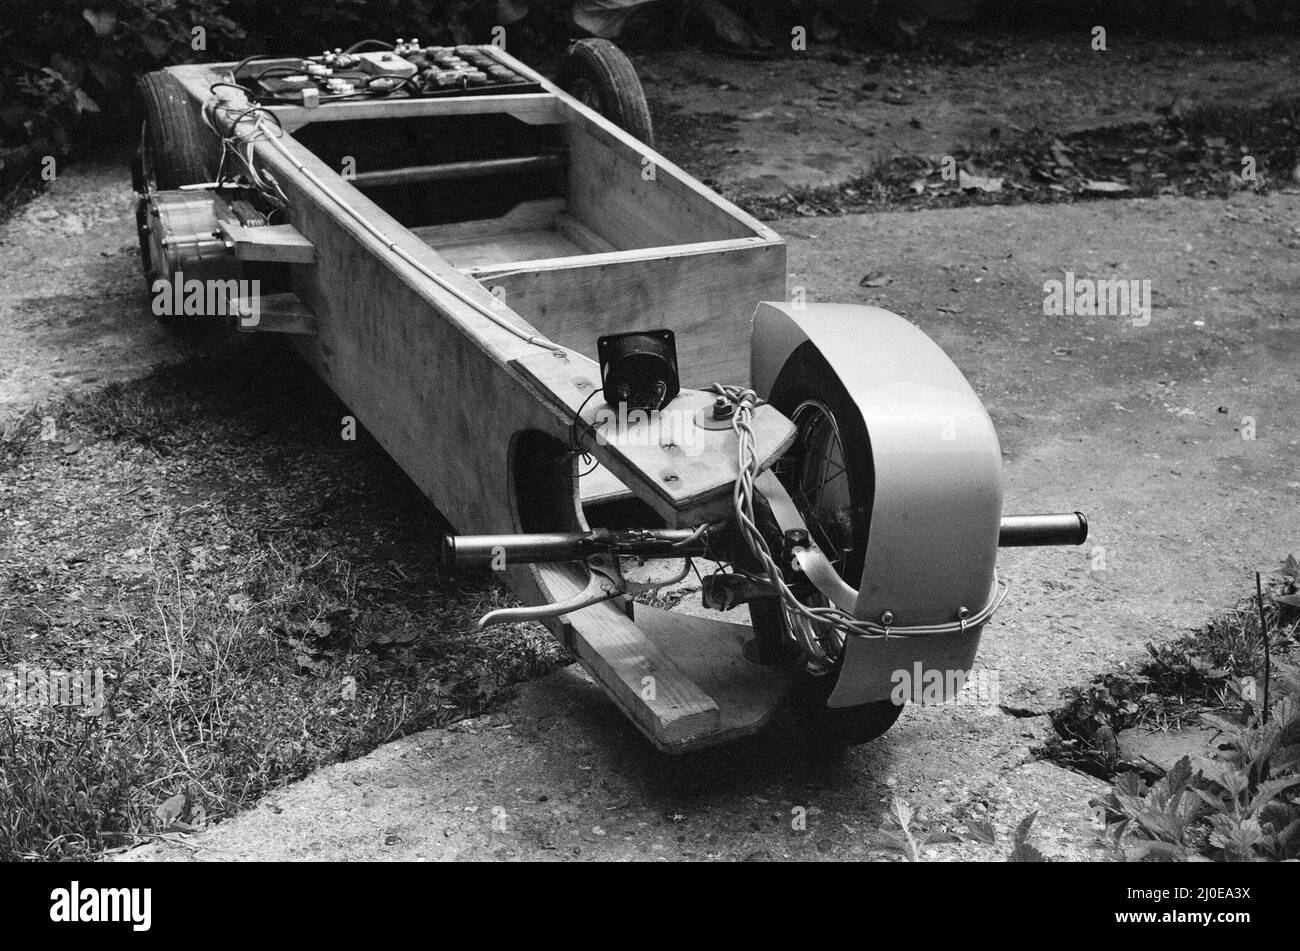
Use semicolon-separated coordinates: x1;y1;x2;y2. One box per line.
444;512;1088;567
997;512;1089;547
442;527;709;566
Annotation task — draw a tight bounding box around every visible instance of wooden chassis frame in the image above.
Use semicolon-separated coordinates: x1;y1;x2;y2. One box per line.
159;47;794;750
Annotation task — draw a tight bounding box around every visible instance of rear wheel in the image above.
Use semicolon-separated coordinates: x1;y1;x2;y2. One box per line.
135;71;245;338
760;343;903;747
136;71;211;192
559;39;655;147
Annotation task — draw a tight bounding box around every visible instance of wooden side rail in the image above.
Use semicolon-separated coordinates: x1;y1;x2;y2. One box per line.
351;154;564;188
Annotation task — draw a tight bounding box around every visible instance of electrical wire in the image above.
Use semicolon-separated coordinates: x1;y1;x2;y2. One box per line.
711;382;1008;655
569;386;604;476
344;39;395;54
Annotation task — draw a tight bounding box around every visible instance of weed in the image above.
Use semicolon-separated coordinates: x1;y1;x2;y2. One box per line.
1093;697;1300;861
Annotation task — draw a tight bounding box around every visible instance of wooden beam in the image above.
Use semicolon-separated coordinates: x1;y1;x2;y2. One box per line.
234;292;317;335
265;92;565;132
216;210;317;264
350;154;564;187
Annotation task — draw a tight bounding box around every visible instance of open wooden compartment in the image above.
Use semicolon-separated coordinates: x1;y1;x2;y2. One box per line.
290;93;786;388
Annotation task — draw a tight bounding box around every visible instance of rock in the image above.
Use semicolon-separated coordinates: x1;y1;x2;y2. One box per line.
1018;715;1059;748
1116;725;1223;773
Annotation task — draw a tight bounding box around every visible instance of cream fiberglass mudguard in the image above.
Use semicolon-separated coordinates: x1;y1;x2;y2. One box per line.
751;301;1004;708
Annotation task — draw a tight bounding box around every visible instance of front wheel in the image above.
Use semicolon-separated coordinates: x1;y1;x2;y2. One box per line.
755;343;902;747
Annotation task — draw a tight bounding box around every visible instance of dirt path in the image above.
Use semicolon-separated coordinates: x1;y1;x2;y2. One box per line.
0;159;187;422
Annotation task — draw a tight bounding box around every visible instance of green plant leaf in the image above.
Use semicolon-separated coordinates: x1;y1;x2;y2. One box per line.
82;8;117;38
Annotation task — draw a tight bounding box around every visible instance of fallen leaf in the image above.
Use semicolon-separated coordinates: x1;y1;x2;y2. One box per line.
1050;139;1074;168
72;89;100;114
155;792;186;827
374;626;420;646
959;170;1003;193
859;272;892;287
1081;179;1130;194
82;8;117;37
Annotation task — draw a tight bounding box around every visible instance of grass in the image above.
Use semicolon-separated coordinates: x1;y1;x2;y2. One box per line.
0;340;567;860
1045;562;1300;780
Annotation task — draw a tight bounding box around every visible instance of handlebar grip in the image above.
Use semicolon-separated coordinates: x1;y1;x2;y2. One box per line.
998;512;1089;547
442;532;594;566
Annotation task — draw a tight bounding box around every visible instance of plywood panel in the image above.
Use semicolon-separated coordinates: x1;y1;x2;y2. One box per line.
477;239;786;387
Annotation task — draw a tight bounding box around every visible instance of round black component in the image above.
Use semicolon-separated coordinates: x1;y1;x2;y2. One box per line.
597;330;679;411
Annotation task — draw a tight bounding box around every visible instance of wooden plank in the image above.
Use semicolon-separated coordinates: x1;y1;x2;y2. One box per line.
266;92;565;132
553;213;618;254
216;217;317;264
633;604;789;749
511;349;795;527
533;563;721;749
435;229;583;270
475;239;786;387
350;153;563;188
409;198;564;247
234;292;317;335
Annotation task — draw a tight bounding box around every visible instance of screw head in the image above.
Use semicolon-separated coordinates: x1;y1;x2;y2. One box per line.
881;610;894;625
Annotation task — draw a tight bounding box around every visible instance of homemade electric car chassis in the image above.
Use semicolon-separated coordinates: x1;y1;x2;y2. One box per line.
133;38;1087;753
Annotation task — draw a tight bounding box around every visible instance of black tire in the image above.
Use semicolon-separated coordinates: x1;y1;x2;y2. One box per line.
136;71;211;190
135;71;209;300
135;71;245;340
794;670;904;750
558;39;654;147
759;342;902;748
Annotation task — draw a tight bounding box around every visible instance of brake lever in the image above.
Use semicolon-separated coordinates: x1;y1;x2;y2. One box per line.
475;553;626;630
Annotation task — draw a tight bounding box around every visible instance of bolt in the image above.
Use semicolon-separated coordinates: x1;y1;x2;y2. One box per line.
712;396;735;420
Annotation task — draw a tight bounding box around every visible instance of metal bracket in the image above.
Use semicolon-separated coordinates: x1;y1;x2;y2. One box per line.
475;552;690;630
701;573;776;612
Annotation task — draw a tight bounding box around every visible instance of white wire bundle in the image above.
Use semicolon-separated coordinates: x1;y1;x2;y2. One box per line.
712;382;1008;656
201;95;291;212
